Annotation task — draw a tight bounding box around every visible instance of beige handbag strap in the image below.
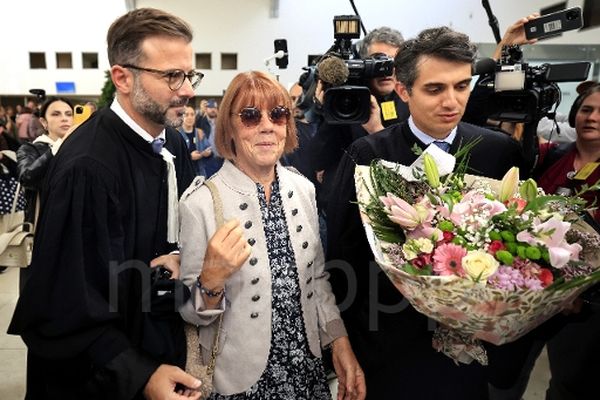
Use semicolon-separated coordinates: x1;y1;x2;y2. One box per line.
202;180;224;374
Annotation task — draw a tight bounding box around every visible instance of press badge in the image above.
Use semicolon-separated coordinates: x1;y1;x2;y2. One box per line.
380;101;397;121
573;162;600;180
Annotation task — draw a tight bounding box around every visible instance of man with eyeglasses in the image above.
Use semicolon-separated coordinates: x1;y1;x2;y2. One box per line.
9;8;202;400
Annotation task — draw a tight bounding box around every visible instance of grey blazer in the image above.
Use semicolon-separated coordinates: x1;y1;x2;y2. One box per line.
178;160;347;395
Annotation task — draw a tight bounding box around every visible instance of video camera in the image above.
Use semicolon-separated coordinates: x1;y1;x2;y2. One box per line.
298;15;394;124
481;45;590;124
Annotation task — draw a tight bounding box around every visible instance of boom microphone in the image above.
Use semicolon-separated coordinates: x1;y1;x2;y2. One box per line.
472;57;497;76
317;56;349;87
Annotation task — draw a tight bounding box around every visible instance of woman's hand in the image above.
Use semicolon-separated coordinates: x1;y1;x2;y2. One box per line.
331;336;366;400
200;219;251;289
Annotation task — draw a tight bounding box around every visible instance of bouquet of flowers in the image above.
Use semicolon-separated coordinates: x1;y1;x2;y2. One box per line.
355;143;600;365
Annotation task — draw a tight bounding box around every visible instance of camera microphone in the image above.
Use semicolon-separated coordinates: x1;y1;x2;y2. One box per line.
317;56;349;87
472;58;496;76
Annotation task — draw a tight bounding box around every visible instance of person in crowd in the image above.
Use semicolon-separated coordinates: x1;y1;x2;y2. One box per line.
8;8;200;399
16;97;74;289
197;98;223;177
85;101;98;113
178;70;366;400
310;26;410;222
17;97;74;227
178;104;212;176
281;82;318;184
326;26;524;400
0;105;16;137
531;80;600;400
15;106;34;141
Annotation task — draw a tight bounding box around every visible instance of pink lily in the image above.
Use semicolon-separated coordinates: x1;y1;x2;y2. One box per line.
379;193;434;230
516;217;582;269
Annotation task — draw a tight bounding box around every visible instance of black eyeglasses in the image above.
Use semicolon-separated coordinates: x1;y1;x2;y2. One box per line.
235;106;291;128
121;64;204;91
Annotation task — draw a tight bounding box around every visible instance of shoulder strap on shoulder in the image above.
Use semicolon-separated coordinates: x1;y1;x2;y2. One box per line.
205;180;224;228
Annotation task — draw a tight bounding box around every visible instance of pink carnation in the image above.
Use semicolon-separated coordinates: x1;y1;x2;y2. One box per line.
433;243;467;276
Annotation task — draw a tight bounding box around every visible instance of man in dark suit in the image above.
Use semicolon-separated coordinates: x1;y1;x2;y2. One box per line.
326;26;523;400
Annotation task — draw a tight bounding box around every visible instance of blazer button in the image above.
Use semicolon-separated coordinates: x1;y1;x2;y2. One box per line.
288;190;293;198
291;209;298;216
302;241;308;249
307;261;313;268
252;294;260;302
239;203;248;210
251;277;260;284
248;238;256;246
307;291;313;299
250;312;259;318
296;225;302;232
306;277;312;284
249;257;258;266
244;221;253;229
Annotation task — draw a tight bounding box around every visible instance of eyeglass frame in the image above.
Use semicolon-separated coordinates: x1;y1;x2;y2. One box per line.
233;106;291;128
120;64;204;91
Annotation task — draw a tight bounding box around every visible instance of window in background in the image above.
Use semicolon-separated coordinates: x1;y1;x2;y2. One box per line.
196;53;212;69
29;52;46;69
56;52;73;69
82;53;99;69
582;0;600;30
221;53;238;70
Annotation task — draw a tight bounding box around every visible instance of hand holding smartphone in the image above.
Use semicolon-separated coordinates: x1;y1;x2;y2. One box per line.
73;104;93;125
524;6;583;40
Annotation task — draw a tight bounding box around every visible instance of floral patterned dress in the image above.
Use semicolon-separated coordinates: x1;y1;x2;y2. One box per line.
209;178;331;400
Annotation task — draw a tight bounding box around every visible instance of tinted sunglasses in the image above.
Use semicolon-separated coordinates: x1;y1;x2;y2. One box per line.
236;106;290;128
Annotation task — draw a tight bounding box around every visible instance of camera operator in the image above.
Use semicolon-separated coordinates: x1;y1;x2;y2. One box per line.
310;26;409;219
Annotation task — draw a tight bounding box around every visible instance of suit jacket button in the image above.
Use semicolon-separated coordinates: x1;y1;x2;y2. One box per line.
248;238;256;246
291;209;298;216
249;257;258;266
307;292;313;299
296;225;302;232
244;221;253;229
306;277;312;284
251;277;260;284
251;312;259;318
252;294;260;302
307;261;313;268
239;203;248;210
288;190;293;198
302;241;308;249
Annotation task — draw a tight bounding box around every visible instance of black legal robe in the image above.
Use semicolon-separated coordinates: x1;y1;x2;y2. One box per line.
8;107;195;399
326;121;523;400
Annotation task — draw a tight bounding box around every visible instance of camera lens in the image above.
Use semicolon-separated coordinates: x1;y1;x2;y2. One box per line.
566;10;578;20
332;93;361;119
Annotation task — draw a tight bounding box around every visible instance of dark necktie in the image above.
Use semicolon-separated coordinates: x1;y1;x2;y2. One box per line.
151;138;165;154
433;140;450;153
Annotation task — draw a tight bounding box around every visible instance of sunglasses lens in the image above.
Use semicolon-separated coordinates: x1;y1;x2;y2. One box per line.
239;108;262;126
269;106;290;125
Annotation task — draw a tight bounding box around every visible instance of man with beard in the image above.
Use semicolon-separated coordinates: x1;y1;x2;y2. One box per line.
9;8;201;399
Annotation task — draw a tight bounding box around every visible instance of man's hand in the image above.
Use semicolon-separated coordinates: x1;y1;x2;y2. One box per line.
331;336;366;400
190;150;202;161
493;13;540;60
151;253;181;279
361;95;384;134
143;364;202;400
